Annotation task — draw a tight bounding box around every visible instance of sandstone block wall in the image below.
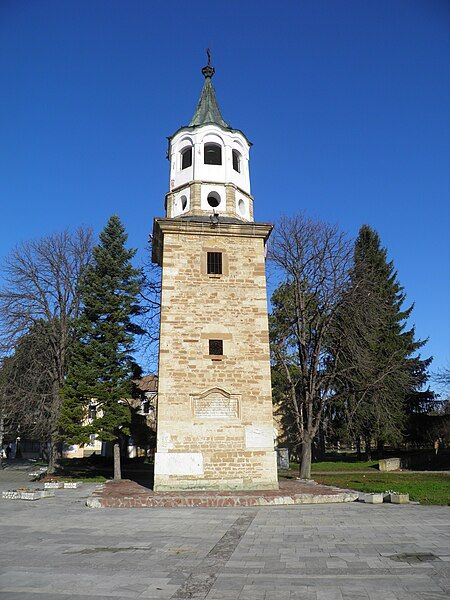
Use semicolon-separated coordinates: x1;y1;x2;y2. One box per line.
153;220;278;491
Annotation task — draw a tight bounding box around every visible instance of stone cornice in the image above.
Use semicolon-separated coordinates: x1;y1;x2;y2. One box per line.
151;218;273;266
167;180;254;201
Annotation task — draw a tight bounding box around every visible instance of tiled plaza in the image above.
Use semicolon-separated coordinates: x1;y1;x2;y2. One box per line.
0;467;448;599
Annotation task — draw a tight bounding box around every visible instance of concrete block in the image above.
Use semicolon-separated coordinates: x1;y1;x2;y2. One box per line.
358;492;384;504
20;491;41;501
44;481;64;489
38;489;55;498
2;490;21;499
387;493;409;504
379;458;400;472
63;481;81;489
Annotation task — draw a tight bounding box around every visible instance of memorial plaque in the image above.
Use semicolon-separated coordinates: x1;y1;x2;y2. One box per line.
245;425;274;449
193;394;239;419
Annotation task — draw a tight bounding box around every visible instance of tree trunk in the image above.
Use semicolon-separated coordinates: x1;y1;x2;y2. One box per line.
316;424;326;461
377;439;384;459
355;437;362;460
47;439;60;475
365;436;372;461
299;437;312;479
0;415;4;466
113;443;121;480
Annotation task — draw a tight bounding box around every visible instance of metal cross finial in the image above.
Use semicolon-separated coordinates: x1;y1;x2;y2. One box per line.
202;48;215;78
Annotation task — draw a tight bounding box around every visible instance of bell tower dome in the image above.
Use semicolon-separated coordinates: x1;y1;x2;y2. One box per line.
166;53;253;222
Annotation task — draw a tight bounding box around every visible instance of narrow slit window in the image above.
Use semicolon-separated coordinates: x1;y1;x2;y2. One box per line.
207;252;222;275
181;147;192;170
209;339;223;356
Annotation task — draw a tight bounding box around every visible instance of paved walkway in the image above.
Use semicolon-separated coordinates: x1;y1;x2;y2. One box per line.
0;467;449;599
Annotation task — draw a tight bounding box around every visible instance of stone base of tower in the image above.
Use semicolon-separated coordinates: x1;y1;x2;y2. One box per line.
153;450;279;492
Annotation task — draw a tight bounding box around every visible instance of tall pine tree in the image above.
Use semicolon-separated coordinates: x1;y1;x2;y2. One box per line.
335;225;431;457
61;216;143;479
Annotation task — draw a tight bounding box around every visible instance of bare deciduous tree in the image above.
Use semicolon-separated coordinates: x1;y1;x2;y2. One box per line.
269;215;414;476
0;228;93;472
138;241;161;373
269;214;355;478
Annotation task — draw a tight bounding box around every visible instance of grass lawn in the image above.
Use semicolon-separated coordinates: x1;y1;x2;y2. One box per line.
313;472;450;505
311;460;378;472
287;460;378;472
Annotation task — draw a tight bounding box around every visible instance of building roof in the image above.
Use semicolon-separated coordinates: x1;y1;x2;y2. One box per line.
134;374;158;393
167;54;251;146
189;70;229;129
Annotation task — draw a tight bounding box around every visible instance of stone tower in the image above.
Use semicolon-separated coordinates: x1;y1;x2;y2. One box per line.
151;56;278;491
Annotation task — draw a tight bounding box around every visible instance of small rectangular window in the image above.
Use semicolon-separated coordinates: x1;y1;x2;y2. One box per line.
207;251;222;275
209;339;223;356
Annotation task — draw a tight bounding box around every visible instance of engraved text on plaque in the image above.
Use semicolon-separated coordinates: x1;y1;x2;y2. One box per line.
193;394;239;419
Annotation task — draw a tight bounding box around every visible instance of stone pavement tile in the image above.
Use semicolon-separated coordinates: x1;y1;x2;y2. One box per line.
112;582;150;594
265;591;291;599
0;595;119;600
206;591;241;599
138;585;180;599
340;590;370;600
288;589;318;600
316;590;344;600
236;586;267;600
403;579;447;592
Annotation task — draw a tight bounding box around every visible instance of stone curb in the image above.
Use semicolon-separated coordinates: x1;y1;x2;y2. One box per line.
358;492;410;504
86;488;359;509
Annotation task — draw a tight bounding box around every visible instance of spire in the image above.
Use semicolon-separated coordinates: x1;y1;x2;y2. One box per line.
189;50;229;128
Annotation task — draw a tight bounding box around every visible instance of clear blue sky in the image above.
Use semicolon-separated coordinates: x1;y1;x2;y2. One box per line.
0;1;448;378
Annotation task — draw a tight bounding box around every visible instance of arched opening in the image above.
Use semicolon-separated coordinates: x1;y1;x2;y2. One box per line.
232;149;241;173
204;143;222;165
238;198;246;216
181;146;192;170
207;191;221;208
180;195;188;211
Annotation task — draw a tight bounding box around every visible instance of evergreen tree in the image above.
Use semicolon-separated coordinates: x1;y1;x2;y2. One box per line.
61;216;143;479
334;225;431;457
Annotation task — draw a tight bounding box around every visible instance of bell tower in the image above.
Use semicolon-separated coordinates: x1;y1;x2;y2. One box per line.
152;55;278;491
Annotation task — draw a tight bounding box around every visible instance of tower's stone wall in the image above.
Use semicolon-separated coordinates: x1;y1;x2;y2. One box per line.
153;219;278;491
